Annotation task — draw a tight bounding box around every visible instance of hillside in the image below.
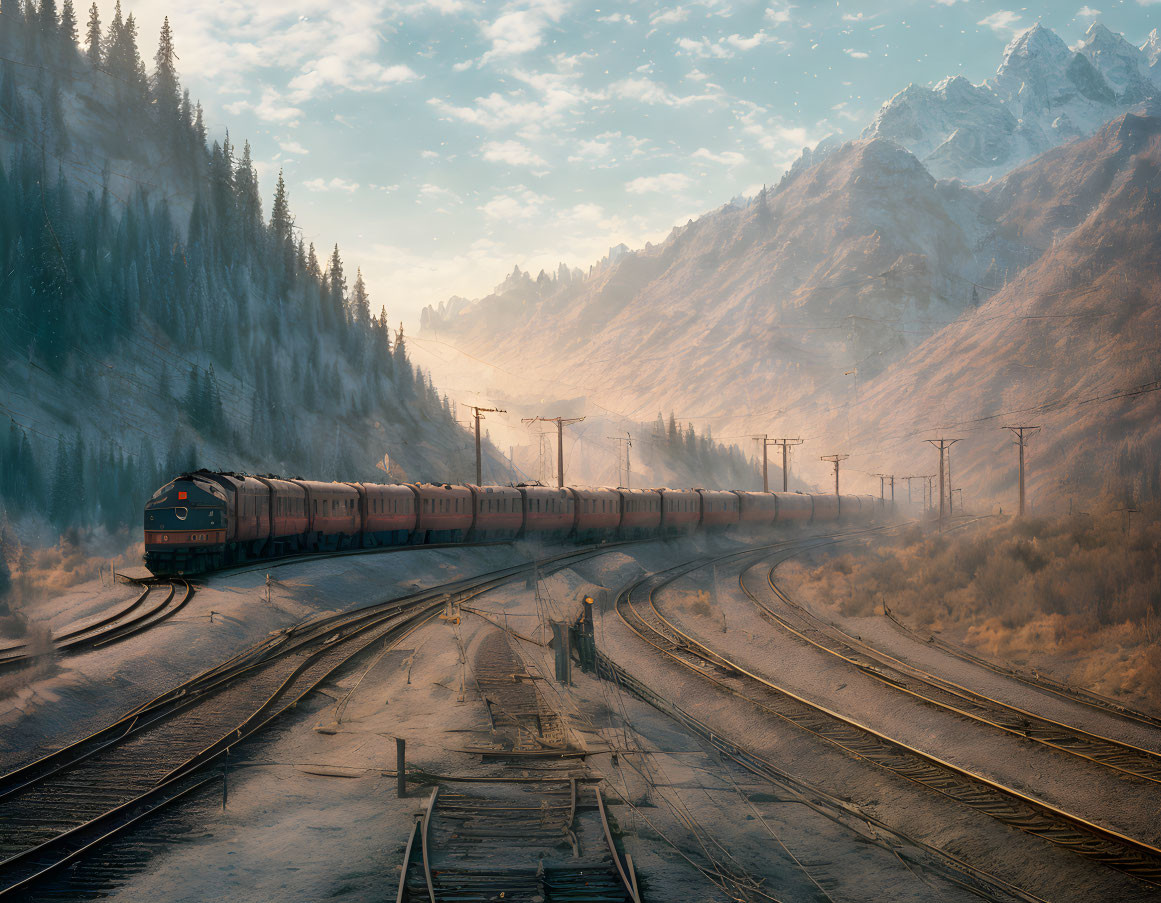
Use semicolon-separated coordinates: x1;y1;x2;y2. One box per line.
817;112;1161;510
0;6;489;555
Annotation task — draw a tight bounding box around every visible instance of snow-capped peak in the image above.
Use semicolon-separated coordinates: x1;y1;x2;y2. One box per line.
1077;21;1153;97
1142;29;1161;70
859;22;1150;186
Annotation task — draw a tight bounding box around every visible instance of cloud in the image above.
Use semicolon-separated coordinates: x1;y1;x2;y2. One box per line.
764;2;793;25
692;147;746;166
626;172;691;193
678;30;778;58
844;48;870;59
567;138;612;163
978;10;1023;37
598;12;636;24
841;11;865;21
303;176;360;193
279;138;309;155
1075;5;1100;17
155;3;421;110
419;183;462;204
224;87;303;125
650;7;690;28
479;0;567;64
481;139;548;167
610;77;719;107
479;187;548;219
430;66;592;130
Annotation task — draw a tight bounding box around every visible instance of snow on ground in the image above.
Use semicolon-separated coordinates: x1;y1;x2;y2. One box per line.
0;544;532;771
656;557;1161;845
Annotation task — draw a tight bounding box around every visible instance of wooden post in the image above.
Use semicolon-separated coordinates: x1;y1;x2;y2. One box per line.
396;737;407;798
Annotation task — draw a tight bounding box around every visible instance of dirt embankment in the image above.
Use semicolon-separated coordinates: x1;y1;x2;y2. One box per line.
781;503;1161;712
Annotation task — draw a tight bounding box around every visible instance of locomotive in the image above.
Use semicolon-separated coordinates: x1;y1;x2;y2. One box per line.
143;470;883;576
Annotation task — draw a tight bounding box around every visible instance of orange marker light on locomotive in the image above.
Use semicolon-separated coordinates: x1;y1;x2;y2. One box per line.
178;491;187;500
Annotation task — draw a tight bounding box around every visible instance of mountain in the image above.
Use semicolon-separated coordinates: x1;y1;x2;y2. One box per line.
419;105;1161;506
862;23;1159;184
821;112;1161;508
0;7;485;549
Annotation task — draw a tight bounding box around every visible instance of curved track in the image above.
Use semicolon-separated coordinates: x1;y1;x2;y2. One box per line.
740;559;1161;785
882;609;1161;732
0;544;625;899
612;546;1161;888
0;581;194;670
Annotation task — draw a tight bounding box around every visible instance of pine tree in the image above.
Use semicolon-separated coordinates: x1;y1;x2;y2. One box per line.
40;0;58;35
193;102;206;151
326;244;346;326
152;16;180;129
351;268;370;326
103;0;122;65
60;0;78;52
183;365;202;431
85;2;100;65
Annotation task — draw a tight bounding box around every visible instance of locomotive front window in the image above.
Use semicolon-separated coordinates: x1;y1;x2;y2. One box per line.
175;507;188;520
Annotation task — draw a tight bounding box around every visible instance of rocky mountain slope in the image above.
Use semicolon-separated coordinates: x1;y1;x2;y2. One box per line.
818;112;1161;509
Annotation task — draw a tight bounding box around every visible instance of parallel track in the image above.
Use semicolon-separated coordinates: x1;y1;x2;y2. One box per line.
738;558;1161;785
0;543;628;899
0;581;194;670
882;609;1161;732
612;546;1161;888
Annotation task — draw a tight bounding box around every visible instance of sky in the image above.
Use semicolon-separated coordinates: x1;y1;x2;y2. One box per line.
124;0;1160;328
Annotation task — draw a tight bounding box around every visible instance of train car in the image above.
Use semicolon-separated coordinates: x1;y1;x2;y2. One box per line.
351;482;418;546
659;489;699;537
617;489;661;539
811;493;840;521
411;483;473;543
468;485;523;541
697;489;740;529
733;491;778;527
837;495;863;521
772;492;814;522
295;480;361;551
518;485;576;541
261;477;309;556
144;472;231;574
571;487;621;543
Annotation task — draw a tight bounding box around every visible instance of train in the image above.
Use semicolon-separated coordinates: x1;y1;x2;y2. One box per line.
143;470;887;576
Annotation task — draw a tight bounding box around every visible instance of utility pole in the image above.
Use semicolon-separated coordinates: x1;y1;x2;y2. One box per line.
524;415;585;488
771;438;803;492
752;435;778;492
469;406;506;486
873;474;885;500
926;475;935;513
888;475;895;503
925;439;961;530
820;454;849;497
608;433;632;488
1002;425;1040;517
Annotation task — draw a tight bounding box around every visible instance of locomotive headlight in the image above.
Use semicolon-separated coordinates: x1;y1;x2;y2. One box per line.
163;534;169;541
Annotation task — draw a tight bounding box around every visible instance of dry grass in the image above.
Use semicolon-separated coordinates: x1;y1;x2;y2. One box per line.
786;501;1161;711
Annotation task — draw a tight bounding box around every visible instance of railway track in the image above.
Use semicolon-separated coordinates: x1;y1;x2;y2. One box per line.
0;581;194;670
395;783;637;903
608;544;1161;890
738;558;1161;785
881;609;1161;732
0;543;629;899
